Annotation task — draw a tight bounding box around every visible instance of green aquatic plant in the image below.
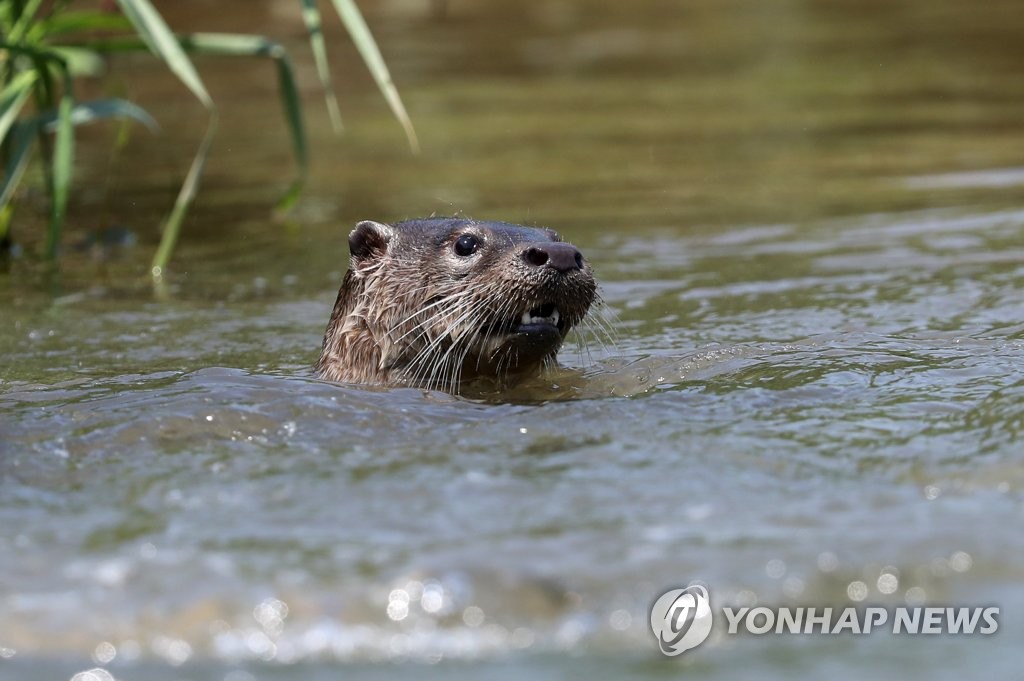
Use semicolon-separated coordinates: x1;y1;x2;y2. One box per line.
0;0;417;275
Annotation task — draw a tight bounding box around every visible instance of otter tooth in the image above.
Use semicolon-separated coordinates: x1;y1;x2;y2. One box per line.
520;307;560;326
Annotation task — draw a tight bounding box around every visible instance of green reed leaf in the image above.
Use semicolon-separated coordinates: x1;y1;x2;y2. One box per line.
0;70;38;142
0;123;36;209
150;111;218;278
113;0;213;109
46;92;74;259
170;33;308;212
48;46;106;77
299;0;344;134
34;98;159;132
39;10;133;37
326;0;419;153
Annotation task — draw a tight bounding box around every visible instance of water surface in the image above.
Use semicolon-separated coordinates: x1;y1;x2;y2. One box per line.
2;0;1024;679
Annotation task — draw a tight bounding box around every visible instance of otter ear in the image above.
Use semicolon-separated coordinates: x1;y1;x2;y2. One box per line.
349;220;394;265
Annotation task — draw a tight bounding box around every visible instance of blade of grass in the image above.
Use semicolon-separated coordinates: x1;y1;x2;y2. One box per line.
38;10;133;38
7;0;47;44
4;97;158;207
177;32;271;56
93;33;309;213
0;41;72;71
178;33;308;211
1;43;77;259
46;91;74;259
0;70;37;142
0;204;13;244
326;0;419;153
112;0;217;277
272;52;307;211
4;42;67;254
150;111;217;278
299;0;344;134
113;0;213;109
0;123;36;208
49;46;106;77
34;97;159;132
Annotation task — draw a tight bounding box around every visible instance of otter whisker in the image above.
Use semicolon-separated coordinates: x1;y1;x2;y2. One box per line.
474;291;518;377
415;292;499;387
448;336;479;391
396;288;486;353
587;299;622;355
403;291;494;387
567;295;618;367
387;296;473;357
388;287;479;345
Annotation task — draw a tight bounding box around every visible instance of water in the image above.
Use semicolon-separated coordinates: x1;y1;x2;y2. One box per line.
3;0;1024;678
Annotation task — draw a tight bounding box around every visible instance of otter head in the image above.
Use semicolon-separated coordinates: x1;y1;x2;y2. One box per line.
316;217;597;390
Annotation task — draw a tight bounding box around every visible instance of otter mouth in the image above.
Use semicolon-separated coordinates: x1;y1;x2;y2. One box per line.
480;302;567;338
518;302;563;333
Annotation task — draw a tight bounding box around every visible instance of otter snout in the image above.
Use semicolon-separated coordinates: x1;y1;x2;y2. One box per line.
522;242;585;273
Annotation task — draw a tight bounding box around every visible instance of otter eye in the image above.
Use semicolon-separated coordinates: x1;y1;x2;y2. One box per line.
453;233;480;257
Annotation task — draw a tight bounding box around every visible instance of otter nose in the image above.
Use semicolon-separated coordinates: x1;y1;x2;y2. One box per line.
522;242;584;273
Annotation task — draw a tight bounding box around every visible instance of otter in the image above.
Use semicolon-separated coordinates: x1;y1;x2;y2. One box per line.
316;217;597;391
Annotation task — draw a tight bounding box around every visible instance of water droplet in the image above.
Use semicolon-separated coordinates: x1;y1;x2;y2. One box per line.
877;573;898;595
510;627;535;649
949;551;973;572
462;605;485;627
254;598;288;633
817;551;839;573
905;586;927;606
404;580;424;600
151;636;192;666
92;642;116;664
70;669;115;681
783;577;805;597
734;589;758;607
386;600;409;621
421;584;444;614
847;580;868;602
608;609;632;630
